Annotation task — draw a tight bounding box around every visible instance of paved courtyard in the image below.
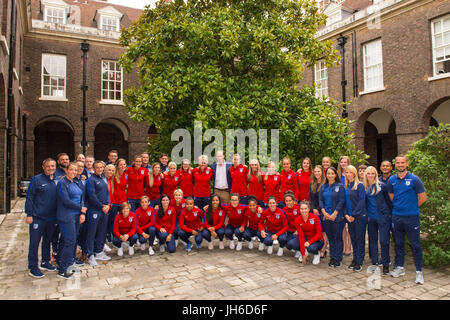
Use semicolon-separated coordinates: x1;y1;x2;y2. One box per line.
0;198;449;300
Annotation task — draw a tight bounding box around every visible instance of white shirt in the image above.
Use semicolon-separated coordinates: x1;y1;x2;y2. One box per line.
214;162;228;189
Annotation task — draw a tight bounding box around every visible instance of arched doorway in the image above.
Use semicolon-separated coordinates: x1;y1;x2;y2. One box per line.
94;119;129;162
428;98;450;127
34;118;74;175
361;109;398;168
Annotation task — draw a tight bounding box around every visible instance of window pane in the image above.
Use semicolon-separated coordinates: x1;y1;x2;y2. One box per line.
444;31;450;45
435;48;444;60
444;17;450;31
115;91;121;100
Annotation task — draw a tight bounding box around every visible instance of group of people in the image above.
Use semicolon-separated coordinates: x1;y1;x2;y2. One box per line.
25;149;427;285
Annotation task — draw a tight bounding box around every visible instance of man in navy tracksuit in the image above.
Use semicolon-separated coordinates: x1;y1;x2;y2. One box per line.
25;158;58;278
85;161;111;266
387;155;427;284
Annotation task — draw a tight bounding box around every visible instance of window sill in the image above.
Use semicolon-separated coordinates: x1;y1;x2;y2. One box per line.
99;100;125;106
0;35;9;56
428;73;450;82
39;96;68;102
359;87;385;96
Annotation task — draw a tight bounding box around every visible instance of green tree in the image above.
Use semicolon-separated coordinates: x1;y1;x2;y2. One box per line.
119;0;367;167
406;123;450;267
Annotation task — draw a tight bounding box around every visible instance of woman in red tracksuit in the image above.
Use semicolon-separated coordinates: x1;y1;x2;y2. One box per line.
296;157;312;202
263;161;281;207
145;163;163;208
177;159;194;198
282;192;301;256
178;197;205;252
127;156;149;212
258;196;288;256
192;155;213;210
154;195;177;253
287;201;324;265
222;193;247;251
162;162;180;199
280;156;299;207
135;196;157;256
203;194;226;250
170;189;186;246
241;196;263;250
247;159;265;208
229;154;249;205
113;202;138;257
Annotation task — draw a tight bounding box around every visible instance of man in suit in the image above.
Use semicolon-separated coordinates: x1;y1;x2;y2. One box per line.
211;150;232;204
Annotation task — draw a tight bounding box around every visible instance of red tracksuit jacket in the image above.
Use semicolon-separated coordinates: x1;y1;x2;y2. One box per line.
242;206;263;230
162;172;180;198
109;173;128;205
193;167;213;198
145;173;162;200
135;206;156;235
223;204;246;228
179;207;204;233
113;212;137;238
229;164;249;197
280;169;299;201
170;198;186;220
258;207;288;237
204;208;226;230
247;171;265;201
126;167;148;200
154;206;177;234
294;213;323;256
177;169;194;197
282;204;301;232
263;174;281;203
297;170;311;201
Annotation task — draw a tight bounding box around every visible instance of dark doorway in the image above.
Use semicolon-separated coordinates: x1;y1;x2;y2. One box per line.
364;120;398;168
94;122;128;162
34;121;74;175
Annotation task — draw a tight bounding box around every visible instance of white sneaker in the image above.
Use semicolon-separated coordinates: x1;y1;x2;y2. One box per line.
219;241;224;250
294;251;301;258
229;240;235;250
148;246;155;256
277;247;283;256
175;240;179;247
154;238;159;245
236;241;242;251
273;240;279;245
415;271;424;284
103;243;112;252
298;254;303;263
129;246;134;256
248;241;254;250
367;264;380;274
95;252;111;261
208;242;214;250
140;243;146;251
304;250;309;257
258;243;265;251
267;246;273;255
313;254;320;265
117;245;123;257
391;266;405;278
160;244;166;253
88;255;98;266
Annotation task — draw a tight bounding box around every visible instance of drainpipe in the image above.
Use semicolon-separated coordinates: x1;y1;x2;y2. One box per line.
81;41;90;155
337;34;348;119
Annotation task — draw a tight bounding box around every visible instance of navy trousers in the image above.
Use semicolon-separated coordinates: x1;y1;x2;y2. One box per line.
368;216;392;266
242;227;258;242
392;214;423;271
257;230;288;247
194;197;210;211
27;217;57;270
112;234;138;248
323;219;345;262
348;214;368;265
138;226;157;246
86;210;108;257
178;229;203;245
106;204;121;243
224;224;244;241
286;235;324;254
202;227;225;241
127;198;140;212
57;216;77;273
155;231;176;253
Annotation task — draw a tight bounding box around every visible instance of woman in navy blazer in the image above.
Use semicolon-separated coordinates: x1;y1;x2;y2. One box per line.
364;166;393;275
319;167;345;268
343;165;367;272
56;162;87;279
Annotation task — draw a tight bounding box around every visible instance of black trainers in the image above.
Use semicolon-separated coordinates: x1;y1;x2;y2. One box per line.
334;260;342;268
353;263;362;272
348;260;356;270
328;258;336;267
383;265;389;275
57;271;74;280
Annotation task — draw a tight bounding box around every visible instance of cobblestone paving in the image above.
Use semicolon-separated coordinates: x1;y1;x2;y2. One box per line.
0;198;449;300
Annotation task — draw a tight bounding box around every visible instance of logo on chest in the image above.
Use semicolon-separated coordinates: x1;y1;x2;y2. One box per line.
293;210;298;215
140;170;144;175
405;180;411;186
129;217;133;223
237;209;242;215
309;219;315;225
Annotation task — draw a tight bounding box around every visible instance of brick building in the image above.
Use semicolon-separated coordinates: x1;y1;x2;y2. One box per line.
305;0;450;167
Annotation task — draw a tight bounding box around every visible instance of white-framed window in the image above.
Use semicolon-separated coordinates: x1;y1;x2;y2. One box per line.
101;15;120;32
314;60;328;98
431;15;450;76
363;39;384;91
44;6;66;24
41;54;66;98
101;60;123;102
327;11;342;26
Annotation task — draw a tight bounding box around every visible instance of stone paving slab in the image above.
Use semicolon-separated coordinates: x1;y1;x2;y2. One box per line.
0;198;449;300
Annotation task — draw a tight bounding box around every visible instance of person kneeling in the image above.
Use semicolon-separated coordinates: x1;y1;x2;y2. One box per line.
113;202;138;257
258;197;288;256
178;197;205;252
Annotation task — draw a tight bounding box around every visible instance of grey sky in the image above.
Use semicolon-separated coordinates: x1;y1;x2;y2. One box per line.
106;0;158;10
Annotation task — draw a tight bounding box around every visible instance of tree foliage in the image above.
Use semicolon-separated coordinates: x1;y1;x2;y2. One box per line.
406;123;450;267
119;0;367;167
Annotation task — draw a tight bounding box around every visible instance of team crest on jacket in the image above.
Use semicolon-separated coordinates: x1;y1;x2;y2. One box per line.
219;211;223;216
125;174;128;180
276;214;280;219
158;177;161;181
405;180;411;186
93;214;98;219
147;212;151;216
206;170;210;175
175;177;178;181
141;170;144;175
239;168;243;173
194;212;197;217
293;210;297;215
288;175;291;179
257;214;261;218
310;219;315;224
237;209;241;214
274;177;278;181
129;217;133;222
33;223;39;230
182;203;185;208
335;186;339;192
168;210;172;215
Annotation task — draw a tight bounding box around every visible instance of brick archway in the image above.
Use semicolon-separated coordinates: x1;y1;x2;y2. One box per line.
94;119;129;162
423;97;450;128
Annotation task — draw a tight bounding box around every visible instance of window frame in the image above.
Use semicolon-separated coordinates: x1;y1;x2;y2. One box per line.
101;59;124;104
41;53;67;100
314;59;328;98
43;6;66;24
100;15;120;32
431;14;450;77
362;39;384;92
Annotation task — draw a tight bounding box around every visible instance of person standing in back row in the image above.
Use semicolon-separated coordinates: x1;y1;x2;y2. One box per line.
387;155;427;284
212;150;232;205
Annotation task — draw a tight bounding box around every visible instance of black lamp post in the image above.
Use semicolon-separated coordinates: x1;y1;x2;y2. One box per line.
80;41;90;154
337;34;348;119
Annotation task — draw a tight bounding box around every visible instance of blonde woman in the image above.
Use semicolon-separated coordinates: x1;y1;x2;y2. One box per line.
343;165;367;272
247;159;265;207
338;155;352;256
162;162;179;199
263;161;281;208
364;166;392;275
193;155;213;209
